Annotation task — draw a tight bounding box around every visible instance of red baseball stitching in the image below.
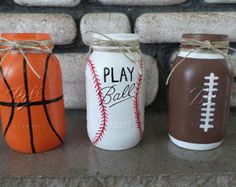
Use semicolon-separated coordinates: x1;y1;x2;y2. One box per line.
88;58;108;145
133;62;144;138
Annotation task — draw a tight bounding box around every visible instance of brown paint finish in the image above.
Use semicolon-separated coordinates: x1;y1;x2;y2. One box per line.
168;34;232;145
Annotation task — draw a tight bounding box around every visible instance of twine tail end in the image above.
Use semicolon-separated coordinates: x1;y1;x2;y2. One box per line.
166;75;171;85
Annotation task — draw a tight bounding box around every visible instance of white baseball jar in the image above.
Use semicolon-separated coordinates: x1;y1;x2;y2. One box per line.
85;33;145;151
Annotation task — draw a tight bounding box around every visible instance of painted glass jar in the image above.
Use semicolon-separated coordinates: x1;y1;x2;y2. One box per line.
168;34;233;151
86;33;145;150
0;33;65;153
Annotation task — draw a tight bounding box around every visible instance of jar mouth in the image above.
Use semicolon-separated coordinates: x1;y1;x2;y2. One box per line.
0;33;53;51
181;33;229;53
1;33;52;41
91;33;139;52
92;33;139;42
182;34;228;42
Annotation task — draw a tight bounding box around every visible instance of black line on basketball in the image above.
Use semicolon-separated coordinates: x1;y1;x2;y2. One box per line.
0;64;15;137
0;95;63;107
42;54;63;143
23;57;36;153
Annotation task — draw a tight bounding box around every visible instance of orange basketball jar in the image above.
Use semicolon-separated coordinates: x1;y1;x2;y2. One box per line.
0;33;65;153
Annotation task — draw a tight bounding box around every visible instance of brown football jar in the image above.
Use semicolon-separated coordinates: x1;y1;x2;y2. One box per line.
168;34;233;151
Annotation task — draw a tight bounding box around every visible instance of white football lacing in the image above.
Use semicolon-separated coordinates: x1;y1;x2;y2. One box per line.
200;73;219;132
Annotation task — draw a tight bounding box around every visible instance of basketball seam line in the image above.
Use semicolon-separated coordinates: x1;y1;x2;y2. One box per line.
42;54;64;143
0;95;63;107
23;57;36;153
0;64;15;137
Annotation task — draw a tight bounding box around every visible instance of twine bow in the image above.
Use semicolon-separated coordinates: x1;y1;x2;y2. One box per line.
0;37;53;79
84;31;143;74
166;39;236;85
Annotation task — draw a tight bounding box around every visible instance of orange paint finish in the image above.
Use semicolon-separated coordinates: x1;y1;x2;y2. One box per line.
0;33;65;153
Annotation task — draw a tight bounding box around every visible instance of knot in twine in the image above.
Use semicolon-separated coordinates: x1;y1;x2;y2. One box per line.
204;40;213;49
166;38;236;85
84;31;143;74
0;37;53;79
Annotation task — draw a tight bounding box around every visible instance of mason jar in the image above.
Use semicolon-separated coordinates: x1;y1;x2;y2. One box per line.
168;34;233;151
85;33;145;151
0;33;65;153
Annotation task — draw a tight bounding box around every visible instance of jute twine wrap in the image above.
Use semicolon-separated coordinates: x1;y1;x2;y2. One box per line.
0;37;53;79
166;38;236;85
84;31;143;74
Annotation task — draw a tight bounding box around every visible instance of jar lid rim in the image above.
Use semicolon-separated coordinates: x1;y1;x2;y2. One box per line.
1;33;52;41
182;34;228;41
92;33;139;42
